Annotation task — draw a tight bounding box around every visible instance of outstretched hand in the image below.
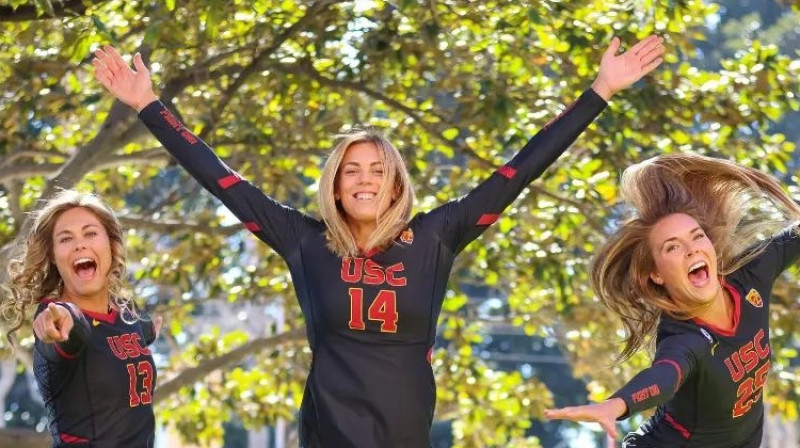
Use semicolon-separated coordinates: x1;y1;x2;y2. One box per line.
544;397;627;440
33;302;74;344
591;35;665;101
93;46;159;112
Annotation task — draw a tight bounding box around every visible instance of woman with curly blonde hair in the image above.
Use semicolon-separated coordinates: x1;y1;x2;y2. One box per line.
3;190;160;448
546;154;800;448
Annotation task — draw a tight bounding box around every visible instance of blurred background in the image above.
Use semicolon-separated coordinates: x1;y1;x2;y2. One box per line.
1;0;800;447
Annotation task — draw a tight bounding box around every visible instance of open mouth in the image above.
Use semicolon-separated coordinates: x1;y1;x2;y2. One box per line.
687;260;709;287
354;192;376;201
72;257;98;280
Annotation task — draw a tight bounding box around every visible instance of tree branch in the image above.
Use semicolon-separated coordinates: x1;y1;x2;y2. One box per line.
0;0;110;23
197;0;340;141
154;328;305;404
118;215;242;237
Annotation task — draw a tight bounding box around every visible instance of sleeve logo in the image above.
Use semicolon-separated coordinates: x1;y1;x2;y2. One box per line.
399;228;414;244
745;289;763;308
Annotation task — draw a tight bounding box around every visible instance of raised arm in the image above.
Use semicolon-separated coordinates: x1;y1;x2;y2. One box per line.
545;334;703;440
92;47;319;258
33;302;91;363
745;225;800;285
422;36;665;254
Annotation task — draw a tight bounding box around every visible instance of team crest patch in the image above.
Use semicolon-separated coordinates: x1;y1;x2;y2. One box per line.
745;289;763;308
399;228;414;244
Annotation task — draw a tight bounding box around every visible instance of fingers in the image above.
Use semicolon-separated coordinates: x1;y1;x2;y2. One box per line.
103;45;130;73
637;37;665;62
628;34;660;55
34;307;64;343
133;52;150;76
641;57;664;75
604;36;621;57
92;58;114;88
599;419;620;440
153;315;163;339
544;406;579;420
605;432;617;448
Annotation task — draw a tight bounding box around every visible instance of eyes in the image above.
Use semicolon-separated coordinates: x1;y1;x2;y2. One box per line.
343;168;384;176
57;230;99;244
664;231;707;253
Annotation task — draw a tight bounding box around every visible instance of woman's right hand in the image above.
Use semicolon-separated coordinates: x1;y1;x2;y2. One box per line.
93;46;159;112
544;397;627;440
33;302;74;344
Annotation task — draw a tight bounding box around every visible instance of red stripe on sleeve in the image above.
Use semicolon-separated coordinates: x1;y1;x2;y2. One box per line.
497;165;517;179
218;174;243;189
476;214;500;226
243;222;261;232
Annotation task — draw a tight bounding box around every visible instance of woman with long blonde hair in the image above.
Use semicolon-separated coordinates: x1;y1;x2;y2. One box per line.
93;35;664;448
545;154;800;448
2;190;160;447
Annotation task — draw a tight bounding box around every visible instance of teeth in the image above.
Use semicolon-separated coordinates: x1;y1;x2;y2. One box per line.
73;257;96;267
355;193;375;200
688;261;707;273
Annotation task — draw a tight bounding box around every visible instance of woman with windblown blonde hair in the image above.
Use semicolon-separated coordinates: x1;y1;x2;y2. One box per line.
546;153;800;448
93;34;664;447
2;190;160;447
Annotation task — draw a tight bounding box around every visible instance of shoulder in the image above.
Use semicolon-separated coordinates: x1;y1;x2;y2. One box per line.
657;318;716;355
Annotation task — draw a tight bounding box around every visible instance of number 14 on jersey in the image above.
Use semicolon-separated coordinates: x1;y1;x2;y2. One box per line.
348;288;399;333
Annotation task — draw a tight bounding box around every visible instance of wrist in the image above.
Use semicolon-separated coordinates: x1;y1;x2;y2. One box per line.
591;79;614;102
135;93;159;113
606;397;627;419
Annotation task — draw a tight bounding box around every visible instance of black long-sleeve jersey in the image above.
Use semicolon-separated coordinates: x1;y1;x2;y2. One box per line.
138;89;607;448
33;300;157;448
612;227;800;448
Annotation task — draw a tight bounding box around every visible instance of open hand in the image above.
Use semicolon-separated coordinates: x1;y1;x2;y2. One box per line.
544;398;627;440
591;35;665;101
93;46;159;112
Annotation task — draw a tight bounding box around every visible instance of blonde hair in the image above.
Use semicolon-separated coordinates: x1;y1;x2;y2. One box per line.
2;190;137;346
592;153;800;360
318;129;415;257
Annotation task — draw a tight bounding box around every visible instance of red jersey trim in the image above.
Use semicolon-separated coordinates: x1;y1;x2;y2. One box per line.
39;298;118;324
654;359;683;392
54;344;79;360
692;281;741;337
60;432;89;443
664;412;691;439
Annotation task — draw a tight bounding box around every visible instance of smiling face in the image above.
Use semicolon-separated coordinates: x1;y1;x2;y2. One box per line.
52;207;112;304
648;213;721;305
334;142;395;226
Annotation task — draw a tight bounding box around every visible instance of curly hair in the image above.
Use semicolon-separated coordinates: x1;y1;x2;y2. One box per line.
2;190;138;347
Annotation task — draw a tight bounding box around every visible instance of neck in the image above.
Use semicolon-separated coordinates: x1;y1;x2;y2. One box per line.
61;290;110;314
348;219;378;251
694;284;734;330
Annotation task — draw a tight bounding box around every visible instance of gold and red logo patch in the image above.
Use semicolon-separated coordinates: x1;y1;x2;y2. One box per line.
745;289;763;308
400;228;414;244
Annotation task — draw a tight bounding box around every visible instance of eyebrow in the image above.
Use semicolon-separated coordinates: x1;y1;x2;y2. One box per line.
660;226;703;249
55;224;101;237
342;161;384;168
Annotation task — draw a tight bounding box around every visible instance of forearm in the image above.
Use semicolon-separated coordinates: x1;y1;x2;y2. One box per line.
610;361;682;419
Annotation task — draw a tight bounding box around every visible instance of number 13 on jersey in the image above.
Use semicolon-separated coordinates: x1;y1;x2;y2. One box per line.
348;288;399;333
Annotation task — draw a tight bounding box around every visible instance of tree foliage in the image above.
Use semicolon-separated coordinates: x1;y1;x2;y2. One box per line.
1;0;800;446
